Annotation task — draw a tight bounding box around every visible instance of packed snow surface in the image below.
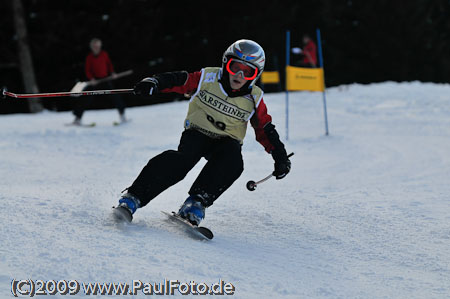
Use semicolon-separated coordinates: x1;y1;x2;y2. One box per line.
1;82;449;298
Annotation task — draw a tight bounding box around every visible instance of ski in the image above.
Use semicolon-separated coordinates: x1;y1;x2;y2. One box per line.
161;211;214;240
113;119;131;126
65;122;96;128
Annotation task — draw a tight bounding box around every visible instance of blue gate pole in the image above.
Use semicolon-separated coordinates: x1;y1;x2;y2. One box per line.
316;28;329;136
285;30;290;141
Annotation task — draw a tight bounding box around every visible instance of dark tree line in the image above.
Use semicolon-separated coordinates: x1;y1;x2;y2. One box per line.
1;0;450;114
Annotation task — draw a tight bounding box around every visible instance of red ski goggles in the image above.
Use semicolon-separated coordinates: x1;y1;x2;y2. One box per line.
226;58;258;80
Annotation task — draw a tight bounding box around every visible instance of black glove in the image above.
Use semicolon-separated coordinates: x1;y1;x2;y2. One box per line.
133;77;159;96
263;122;291;179
273;155;291;179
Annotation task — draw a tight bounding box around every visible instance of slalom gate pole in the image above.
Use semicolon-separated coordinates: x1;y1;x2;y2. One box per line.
2;88;134;99
316;28;329;136
285;30;290;141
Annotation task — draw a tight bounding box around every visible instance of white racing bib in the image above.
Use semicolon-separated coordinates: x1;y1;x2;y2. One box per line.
184;67;263;143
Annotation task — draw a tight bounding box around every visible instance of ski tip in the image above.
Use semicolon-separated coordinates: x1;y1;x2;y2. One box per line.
197;227;214;240
162;211;214;240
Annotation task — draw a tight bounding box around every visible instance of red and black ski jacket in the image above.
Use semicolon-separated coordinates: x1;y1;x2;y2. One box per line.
154;70;286;156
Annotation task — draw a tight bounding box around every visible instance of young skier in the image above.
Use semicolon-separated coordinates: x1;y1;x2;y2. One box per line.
113;39;291;225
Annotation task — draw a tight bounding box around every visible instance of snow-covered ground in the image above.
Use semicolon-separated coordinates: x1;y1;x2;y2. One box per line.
1;82;449;298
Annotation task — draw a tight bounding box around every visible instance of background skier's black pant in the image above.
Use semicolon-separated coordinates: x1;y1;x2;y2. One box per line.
128;129;244;207
73;81;125;119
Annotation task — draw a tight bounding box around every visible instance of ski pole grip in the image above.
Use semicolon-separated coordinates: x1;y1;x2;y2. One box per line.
287;152;294;158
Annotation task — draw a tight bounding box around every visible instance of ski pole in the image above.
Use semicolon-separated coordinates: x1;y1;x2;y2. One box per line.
2;88;134;99
246;152;294;191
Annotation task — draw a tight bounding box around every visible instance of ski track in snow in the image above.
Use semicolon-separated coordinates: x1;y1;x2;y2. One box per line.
1;81;449;298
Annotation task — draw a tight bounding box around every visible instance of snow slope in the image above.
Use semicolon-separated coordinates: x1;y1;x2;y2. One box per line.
1;82;449;298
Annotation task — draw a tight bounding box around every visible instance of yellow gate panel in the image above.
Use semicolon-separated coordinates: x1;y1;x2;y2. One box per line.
261;71;280;84
286;66;324;92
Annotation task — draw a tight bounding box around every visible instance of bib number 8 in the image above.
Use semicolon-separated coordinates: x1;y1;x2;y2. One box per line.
207;115;226;131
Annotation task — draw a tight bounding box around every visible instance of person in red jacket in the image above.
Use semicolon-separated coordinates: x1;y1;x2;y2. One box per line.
72;38;126;125
113;39;291;225
300;34;317;67
85;38;115;82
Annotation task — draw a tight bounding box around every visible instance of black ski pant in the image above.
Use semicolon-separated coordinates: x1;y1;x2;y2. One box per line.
73;81;126;119
128;129;244;207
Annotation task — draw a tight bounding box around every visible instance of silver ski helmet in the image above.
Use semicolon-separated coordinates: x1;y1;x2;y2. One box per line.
222;39;265;87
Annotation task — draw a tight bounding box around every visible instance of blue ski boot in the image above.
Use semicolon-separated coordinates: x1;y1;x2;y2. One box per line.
113;193;141;223
178;195;205;226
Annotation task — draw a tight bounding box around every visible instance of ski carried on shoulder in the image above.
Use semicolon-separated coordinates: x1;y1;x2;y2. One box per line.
161;211;214;240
